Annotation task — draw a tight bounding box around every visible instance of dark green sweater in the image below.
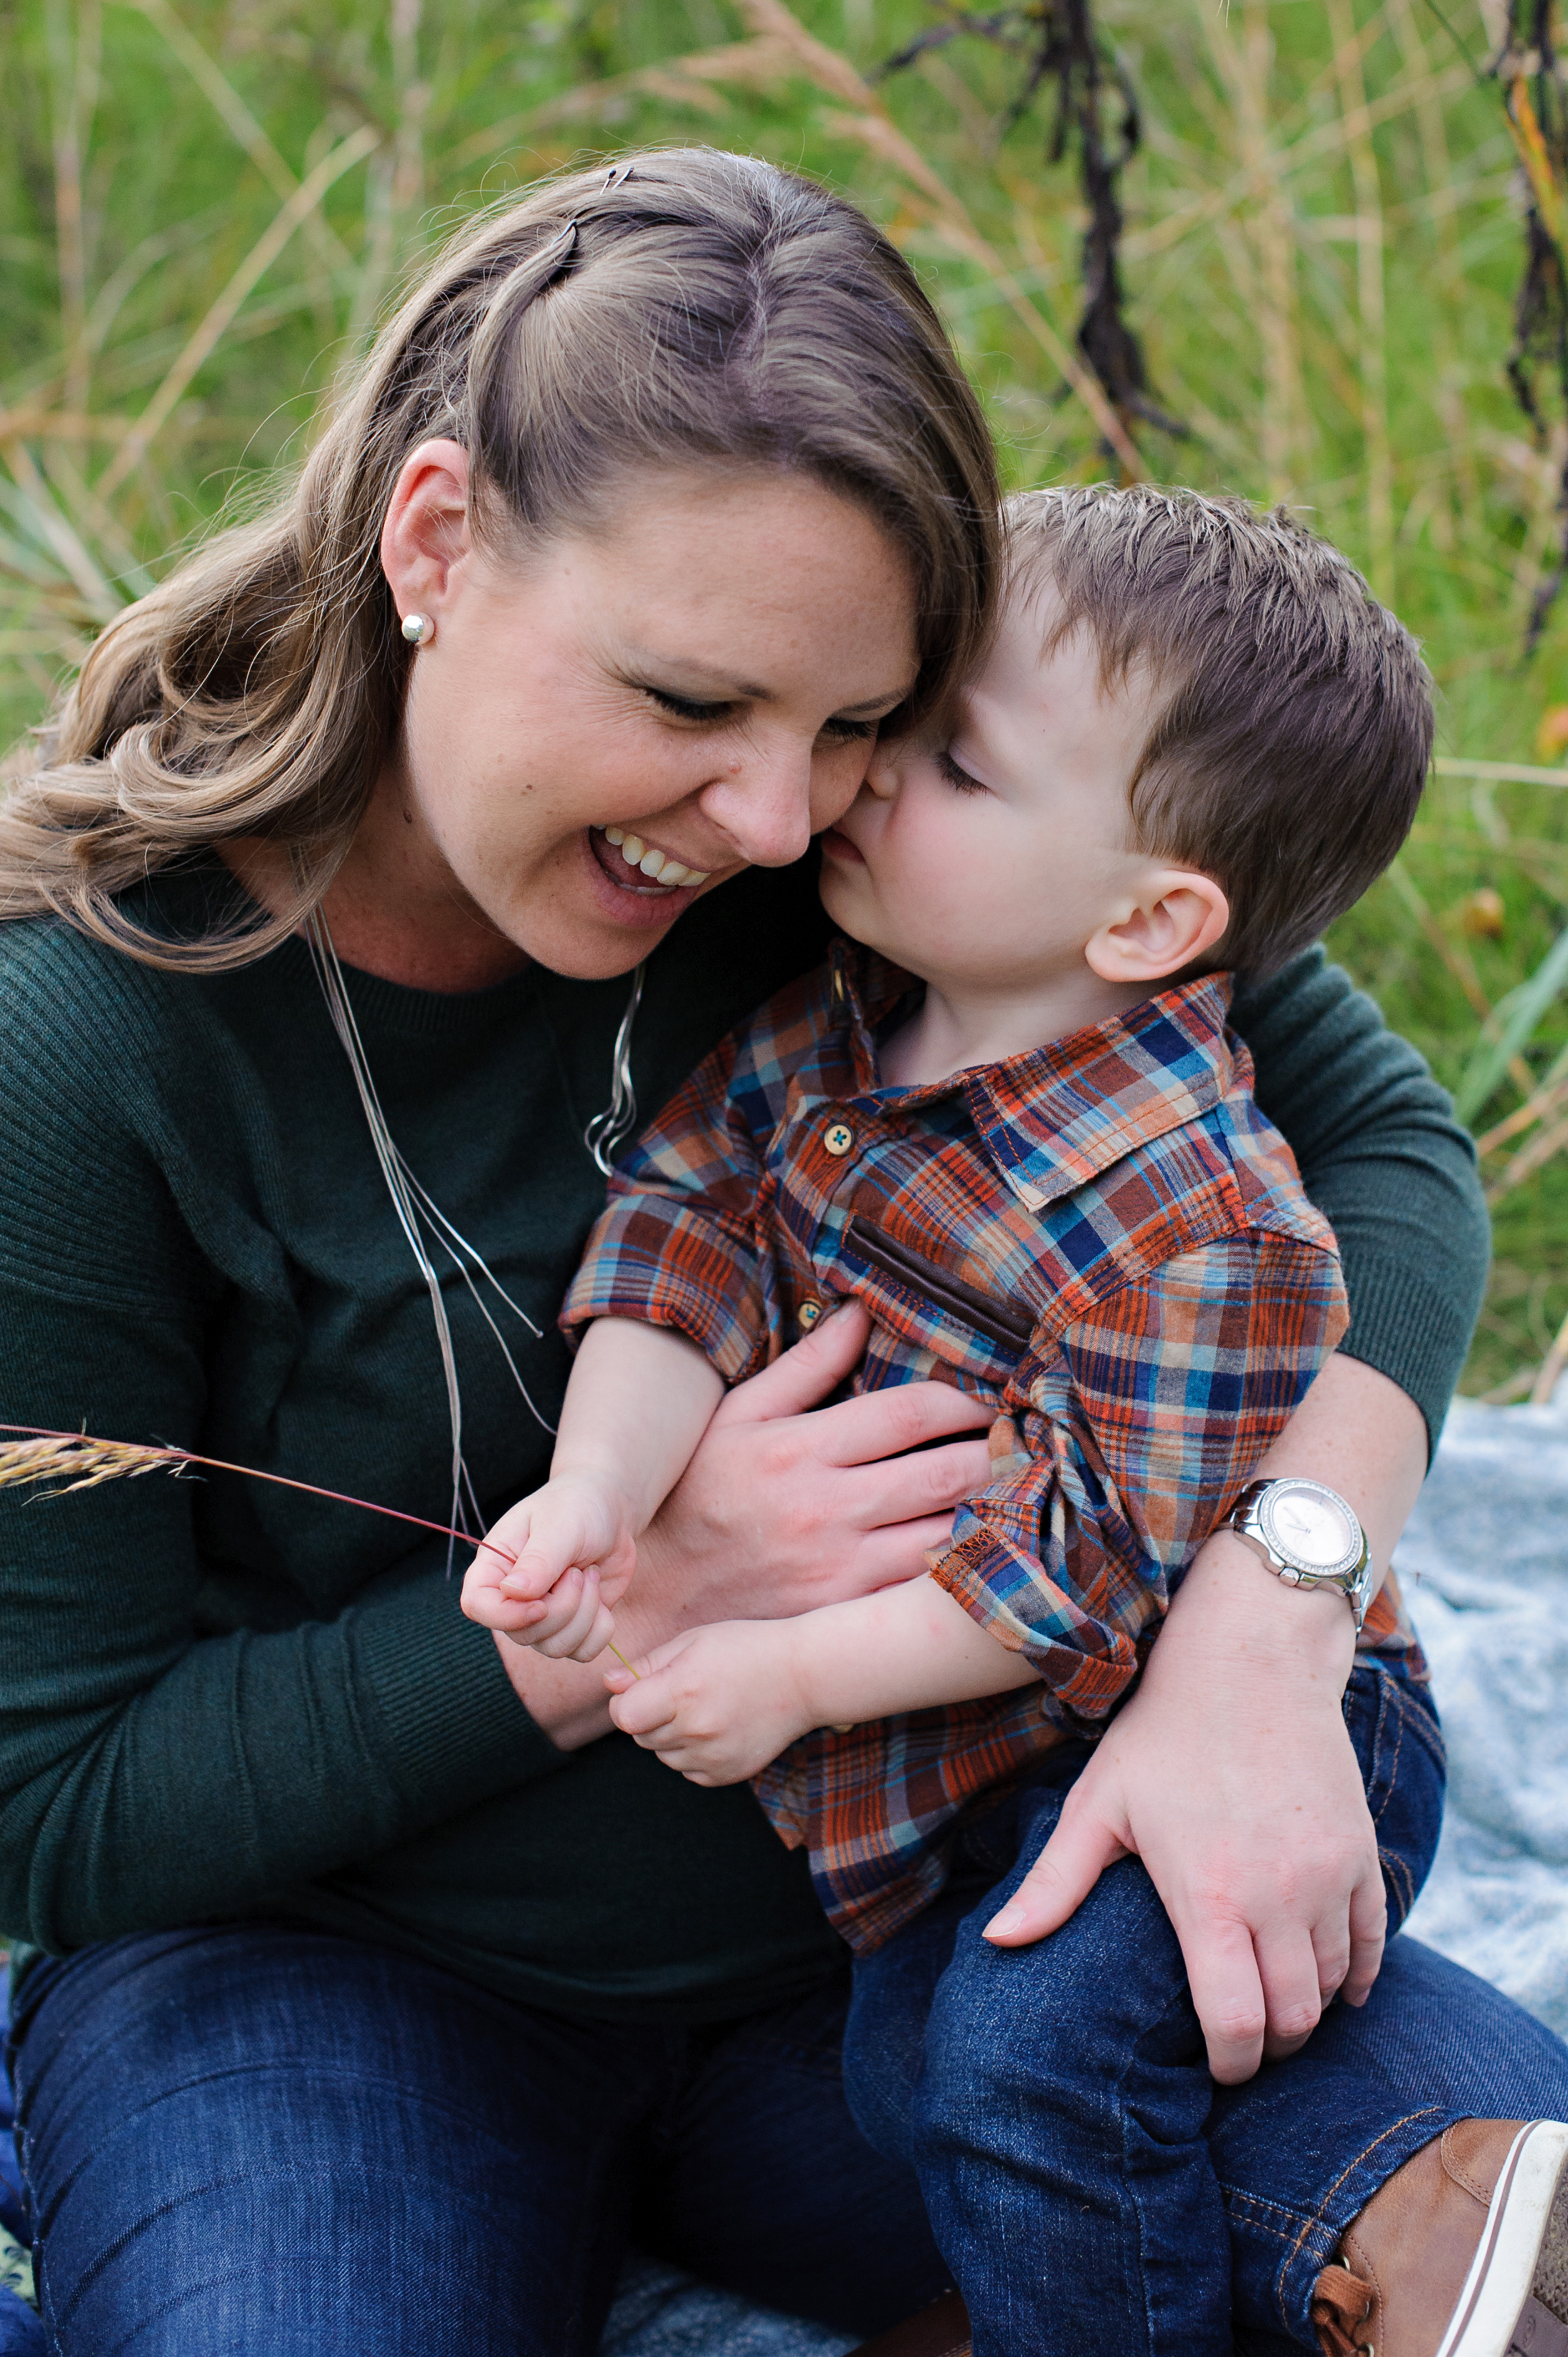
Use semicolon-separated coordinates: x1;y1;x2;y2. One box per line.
0;861;1486;2016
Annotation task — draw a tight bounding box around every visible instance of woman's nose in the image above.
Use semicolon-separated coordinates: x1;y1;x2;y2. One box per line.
701;738;817;868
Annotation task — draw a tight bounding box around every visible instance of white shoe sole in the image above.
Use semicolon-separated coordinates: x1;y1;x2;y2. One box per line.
1436;2120;1568;2357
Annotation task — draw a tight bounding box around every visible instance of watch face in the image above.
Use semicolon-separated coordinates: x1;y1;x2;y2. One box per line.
1257;1480;1363;1578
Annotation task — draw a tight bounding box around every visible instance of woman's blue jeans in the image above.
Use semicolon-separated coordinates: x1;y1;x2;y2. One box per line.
844;1663;1568;2357
5;1925;948;2355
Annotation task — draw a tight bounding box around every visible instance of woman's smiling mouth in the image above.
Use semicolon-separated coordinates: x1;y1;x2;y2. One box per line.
589;826;711;893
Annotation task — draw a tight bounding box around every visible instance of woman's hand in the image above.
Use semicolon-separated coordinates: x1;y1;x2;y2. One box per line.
490;1301;991;1749
633;1300;993;1629
986;1353;1428;2086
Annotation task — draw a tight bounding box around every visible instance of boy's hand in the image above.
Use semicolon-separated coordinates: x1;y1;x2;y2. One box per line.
603;1621;816;1784
462;1476;638;1664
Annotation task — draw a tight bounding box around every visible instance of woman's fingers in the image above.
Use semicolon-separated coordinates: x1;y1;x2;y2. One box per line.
1338;1868;1389;2010
711;1299;875;1426
812;1381;992;1472
843;1435;995;1528
1254;1926;1329;2064
1179;1919;1271;2085
982;1806;1127;1946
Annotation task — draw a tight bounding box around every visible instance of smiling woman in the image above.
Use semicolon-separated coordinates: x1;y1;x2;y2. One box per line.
312;460;921;991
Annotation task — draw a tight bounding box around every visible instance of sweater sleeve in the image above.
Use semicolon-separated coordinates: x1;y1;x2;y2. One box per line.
0;1021;561;1953
1231;946;1488;1454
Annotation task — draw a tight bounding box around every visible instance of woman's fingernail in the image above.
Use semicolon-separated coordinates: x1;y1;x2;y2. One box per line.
984;1905;1024;1939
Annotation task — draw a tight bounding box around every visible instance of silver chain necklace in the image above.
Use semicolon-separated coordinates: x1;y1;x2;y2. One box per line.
307;915;646;1560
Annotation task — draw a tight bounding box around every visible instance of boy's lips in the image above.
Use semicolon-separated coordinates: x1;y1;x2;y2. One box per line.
820;826;866;865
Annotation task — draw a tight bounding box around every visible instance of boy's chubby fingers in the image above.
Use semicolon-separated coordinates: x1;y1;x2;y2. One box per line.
498;1542;581;1605
528;1569;611;1661
605;1672;680;1741
458;1575;548;1636
983;1805;1128;1947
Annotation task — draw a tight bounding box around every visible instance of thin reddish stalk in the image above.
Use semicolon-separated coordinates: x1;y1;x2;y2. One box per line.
0;1424;640;1675
0;1422;479;1547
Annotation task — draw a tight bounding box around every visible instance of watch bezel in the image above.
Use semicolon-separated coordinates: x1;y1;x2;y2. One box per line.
1252;1478;1367;1584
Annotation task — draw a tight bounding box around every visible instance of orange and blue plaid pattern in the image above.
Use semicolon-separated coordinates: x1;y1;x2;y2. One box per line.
564;941;1419;1951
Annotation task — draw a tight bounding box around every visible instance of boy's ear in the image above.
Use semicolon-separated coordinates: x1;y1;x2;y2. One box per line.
1085;869;1230;986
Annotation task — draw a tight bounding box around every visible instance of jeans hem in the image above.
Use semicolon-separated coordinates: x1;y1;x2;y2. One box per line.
1223;2102;1461;2342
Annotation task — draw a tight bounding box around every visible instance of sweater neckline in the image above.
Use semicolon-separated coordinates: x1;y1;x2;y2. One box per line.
285;933;551;1042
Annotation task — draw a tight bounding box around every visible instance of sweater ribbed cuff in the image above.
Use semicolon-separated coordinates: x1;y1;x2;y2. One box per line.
1336;1249;1475;1459
351;1564;564;1824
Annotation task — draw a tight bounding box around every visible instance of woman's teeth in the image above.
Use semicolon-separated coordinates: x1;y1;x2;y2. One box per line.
600;827;709;890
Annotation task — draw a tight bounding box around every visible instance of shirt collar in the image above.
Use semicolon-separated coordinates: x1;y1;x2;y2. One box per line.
828;937;1235;1212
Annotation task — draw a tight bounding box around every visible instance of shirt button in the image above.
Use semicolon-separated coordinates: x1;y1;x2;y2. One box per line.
798;1300;823;1329
823;1121;855;1157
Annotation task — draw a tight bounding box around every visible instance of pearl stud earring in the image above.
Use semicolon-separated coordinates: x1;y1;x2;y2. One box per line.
401;612;434;646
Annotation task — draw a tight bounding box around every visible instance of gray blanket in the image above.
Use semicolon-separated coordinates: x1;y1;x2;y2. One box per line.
1398;1389;1568;2035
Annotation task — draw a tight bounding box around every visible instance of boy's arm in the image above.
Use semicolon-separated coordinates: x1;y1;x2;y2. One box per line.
608;1227;1347;1776
550;1318;726;1521
462;1320;722;1659
606;1572;1038;1784
563;969;833;1382
931;1229;1348;1724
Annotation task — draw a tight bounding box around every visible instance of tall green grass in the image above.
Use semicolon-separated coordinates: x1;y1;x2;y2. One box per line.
2;0;1567;1394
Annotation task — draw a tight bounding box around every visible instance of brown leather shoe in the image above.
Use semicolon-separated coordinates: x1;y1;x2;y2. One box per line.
844;2290;971;2357
1311;2118;1568;2357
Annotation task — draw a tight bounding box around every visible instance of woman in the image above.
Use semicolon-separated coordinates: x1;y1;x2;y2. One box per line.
0;148;1562;2357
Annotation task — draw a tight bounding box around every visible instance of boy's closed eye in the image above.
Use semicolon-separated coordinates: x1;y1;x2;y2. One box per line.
937;748;988;795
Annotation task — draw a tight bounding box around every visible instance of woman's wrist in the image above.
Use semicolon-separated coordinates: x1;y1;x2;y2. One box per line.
1160;1350;1427;1691
1159;1532;1357;1690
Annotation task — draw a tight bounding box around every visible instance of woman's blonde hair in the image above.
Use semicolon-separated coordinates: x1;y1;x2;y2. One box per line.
3;146;1000;969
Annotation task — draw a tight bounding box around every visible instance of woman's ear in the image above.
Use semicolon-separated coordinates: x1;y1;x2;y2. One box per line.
380;439;473;626
1085;869;1230;986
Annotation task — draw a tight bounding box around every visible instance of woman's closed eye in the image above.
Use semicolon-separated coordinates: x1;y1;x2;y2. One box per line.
641;683;734;725
938;748;987;794
641;683;878;746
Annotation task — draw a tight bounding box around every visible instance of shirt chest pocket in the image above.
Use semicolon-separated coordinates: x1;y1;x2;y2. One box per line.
839;1214;1035;1388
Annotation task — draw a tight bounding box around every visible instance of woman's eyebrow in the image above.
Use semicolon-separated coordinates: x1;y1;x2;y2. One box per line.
616;645;915;712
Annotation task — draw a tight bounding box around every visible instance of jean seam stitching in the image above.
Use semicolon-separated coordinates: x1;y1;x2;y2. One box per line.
1268;2105;1445;2333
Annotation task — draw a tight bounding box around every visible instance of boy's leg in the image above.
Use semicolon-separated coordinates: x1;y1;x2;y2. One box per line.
845;1663;1453;2357
847;1763;1232;2357
1209;1659;1568;2352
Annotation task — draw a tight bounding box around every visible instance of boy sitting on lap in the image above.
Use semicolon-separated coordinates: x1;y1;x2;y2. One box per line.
463;486;1443;2356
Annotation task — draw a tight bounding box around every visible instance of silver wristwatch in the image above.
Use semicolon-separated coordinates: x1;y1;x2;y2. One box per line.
1222;1478;1374;1632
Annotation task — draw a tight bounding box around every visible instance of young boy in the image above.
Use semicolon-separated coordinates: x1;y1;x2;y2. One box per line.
462;486;1443;2355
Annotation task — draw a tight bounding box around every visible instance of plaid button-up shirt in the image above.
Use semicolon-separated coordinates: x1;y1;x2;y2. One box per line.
564;942;1421;1951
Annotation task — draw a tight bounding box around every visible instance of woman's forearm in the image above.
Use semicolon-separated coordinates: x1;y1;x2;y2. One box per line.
1161;1348;1428;1682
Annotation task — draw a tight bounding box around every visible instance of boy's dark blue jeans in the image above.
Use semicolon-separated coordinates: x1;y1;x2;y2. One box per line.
844;1660;1568;2357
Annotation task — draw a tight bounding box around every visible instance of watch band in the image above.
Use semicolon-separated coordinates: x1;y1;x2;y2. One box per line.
1222;1477;1375;1632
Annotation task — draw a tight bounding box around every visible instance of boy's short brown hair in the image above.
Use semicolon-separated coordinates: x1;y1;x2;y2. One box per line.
1004;485;1433;978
